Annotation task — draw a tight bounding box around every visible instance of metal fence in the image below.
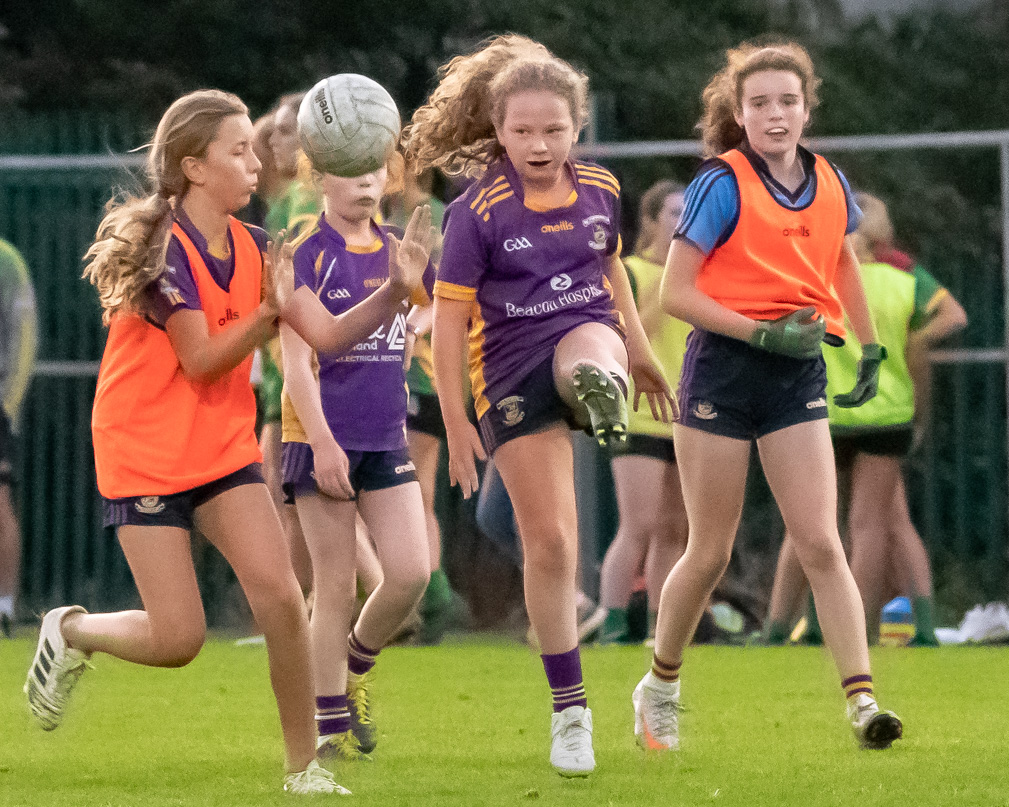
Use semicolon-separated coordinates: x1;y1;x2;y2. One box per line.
3;121;1007;622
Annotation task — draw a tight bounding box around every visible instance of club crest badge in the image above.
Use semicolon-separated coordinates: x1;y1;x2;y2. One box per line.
497;395;526;427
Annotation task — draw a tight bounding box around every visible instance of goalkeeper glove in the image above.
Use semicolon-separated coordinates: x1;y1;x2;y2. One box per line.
833;343;888;408
748;307;826;359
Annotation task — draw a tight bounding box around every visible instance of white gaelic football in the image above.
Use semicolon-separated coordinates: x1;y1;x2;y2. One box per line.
297;74;401;177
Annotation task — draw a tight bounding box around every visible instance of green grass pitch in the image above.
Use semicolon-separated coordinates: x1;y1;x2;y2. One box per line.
1;636;1006;806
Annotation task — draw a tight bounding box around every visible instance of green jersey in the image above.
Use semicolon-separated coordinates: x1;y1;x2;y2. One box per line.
0;239;37;427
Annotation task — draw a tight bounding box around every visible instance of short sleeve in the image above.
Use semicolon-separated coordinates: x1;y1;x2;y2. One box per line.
293;242;320;294
673;162;740;256
146;235;202;327
831;165;863;235
435;204;487;302
909;265;947;330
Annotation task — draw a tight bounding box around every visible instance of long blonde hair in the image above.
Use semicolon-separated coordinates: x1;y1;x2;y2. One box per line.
698;41;820;158
83;89;248;323
402;34;589;177
851;192;895;263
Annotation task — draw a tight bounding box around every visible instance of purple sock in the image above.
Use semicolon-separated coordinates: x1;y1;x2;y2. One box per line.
347;629;380;676
541;647;588;712
316;694;350;737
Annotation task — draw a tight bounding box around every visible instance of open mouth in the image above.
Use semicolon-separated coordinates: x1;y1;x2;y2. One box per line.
527;159;551;168
766;128;788;136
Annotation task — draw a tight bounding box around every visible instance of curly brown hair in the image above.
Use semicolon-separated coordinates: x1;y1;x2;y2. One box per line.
698;41;820;158
402;34;589;177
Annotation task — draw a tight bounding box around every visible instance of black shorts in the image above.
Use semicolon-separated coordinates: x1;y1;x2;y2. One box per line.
677;329;828;440
102;463;265;530
281;442;417;503
477;354;582;456
406;392;445;439
833;427;914;462
616;433;676;463
0;410;13;486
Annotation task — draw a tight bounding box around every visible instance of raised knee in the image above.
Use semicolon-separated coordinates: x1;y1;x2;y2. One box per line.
153;626;205;668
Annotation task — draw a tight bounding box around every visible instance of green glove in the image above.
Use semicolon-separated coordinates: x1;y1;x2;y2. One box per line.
833;343;888;408
748;307;826;359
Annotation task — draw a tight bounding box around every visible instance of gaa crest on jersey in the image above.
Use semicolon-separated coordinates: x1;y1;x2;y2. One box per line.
582;215;610;251
135;496;166;515
497;395;526;427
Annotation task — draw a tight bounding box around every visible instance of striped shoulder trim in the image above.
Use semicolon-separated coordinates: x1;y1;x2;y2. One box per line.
676;160;735;237
576;163;620;197
478;188;515;221
469;175;511;212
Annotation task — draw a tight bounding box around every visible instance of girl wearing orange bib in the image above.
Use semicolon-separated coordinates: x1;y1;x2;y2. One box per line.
23;89;432;797
632;42;902;754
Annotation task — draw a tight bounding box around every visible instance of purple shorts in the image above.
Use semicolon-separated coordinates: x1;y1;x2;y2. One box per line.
677;329;828;440
102;463;265;530
281;441;417;503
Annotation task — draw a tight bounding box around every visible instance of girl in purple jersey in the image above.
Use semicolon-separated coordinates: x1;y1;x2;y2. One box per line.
403;34;675;777
280;153;436;764
634;41;901;755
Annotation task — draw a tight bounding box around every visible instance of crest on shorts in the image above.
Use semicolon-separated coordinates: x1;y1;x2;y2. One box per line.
497;395;526;427
135;496;166;515
692;401;718;420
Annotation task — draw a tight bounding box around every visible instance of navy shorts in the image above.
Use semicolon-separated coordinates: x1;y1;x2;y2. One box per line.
102;463;265;530
0;410;13;486
677;329;828;440
615;433;676;463
477;354;582;455
833;427;913;461
406;392;445;440
281;442;417;503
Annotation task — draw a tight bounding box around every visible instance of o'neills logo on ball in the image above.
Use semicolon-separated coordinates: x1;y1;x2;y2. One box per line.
314;88;333;124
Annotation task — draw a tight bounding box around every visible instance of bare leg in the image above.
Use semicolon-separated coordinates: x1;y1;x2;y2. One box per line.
652;425;750;665
552;322;629;411
601;455;668;610
294;493;358;697
195;484;317;772
495;426;580;654
261;421;312;593
355;518;384;596
757;422;869;679
645;461;689;613
888;475;933;598
354;482;431;649
0;483;21;620
847;453;902;641
408;430;443;572
765;532;809;638
62;525;207;667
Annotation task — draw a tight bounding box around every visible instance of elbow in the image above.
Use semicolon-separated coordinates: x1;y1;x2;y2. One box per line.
178;356;220;385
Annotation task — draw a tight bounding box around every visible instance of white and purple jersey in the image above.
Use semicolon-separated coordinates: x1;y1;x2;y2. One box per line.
146;209;269;328
292;214;435;451
436;158;622;419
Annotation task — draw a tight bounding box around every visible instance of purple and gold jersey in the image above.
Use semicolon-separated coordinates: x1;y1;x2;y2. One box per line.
436;158;622;418
285;214;434;452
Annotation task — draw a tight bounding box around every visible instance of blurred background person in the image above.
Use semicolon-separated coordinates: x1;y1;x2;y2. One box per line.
0;238;37;637
596;180;692;645
765;191;967;646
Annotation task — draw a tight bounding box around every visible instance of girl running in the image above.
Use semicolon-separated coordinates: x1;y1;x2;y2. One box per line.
597;180;692;645
24;89;429;795
403;34;674;777
634;42;903;752
280;156;435;761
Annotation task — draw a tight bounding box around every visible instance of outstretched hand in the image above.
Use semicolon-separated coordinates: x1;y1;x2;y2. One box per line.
629;351;678;424
265;229;296;314
388;204;435;296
